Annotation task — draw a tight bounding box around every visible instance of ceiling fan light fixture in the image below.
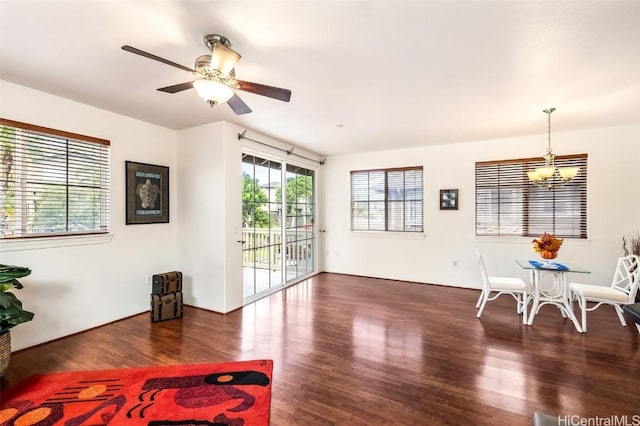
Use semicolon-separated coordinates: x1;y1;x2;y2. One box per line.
193;78;234;104
210;42;241;77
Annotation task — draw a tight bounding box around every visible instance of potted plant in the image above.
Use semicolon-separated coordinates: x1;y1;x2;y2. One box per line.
623;229;640;257
0;263;34;377
623;229;640;302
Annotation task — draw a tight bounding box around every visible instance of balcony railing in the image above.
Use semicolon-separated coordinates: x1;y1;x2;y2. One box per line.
242;227;313;269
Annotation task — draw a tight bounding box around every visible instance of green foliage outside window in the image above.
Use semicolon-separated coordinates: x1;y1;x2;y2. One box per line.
276;175;313;216
242;172;271;228
0;127;15;235
241;173;313;229
0;120;110;238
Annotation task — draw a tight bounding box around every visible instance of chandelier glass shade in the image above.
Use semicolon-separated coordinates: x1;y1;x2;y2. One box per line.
527;108;579;190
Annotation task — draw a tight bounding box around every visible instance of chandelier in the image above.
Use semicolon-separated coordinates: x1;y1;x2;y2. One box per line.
527;108;580;190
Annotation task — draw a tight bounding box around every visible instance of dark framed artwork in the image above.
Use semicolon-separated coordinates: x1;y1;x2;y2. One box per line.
126;161;169;224
440;189;458;210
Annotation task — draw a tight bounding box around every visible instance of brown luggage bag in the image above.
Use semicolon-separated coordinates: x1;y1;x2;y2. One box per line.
151;291;183;322
152;271;182;295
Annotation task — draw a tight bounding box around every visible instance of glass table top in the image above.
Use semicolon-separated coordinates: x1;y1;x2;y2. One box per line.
515;259;590;274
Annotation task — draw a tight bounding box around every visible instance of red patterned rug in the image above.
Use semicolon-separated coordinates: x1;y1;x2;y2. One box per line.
0;359;272;425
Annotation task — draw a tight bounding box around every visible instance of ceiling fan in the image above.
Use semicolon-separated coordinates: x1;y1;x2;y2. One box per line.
121;34;291;115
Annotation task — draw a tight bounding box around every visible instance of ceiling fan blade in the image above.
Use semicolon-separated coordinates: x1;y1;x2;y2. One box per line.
121;45;195;73
227;93;252;115
235;80;291;102
157;82;194;93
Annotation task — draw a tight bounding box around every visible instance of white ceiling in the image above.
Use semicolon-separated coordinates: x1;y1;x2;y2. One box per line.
1;0;639;157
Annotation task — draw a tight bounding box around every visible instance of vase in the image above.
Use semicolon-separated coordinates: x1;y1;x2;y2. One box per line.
540;250;558;260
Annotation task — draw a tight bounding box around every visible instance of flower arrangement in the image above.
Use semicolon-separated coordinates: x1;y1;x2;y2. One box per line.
532;233;563;259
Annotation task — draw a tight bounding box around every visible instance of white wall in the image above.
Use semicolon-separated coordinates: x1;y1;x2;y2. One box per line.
0;81;179;350
321;124;640;289
176;121;244;313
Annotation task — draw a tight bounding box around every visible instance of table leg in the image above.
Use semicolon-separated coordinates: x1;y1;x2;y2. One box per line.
527;270;540;325
558;273;583;333
526;270;583;332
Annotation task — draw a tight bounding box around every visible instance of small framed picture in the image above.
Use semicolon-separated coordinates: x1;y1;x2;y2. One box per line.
440;189;458;210
126;161;169;224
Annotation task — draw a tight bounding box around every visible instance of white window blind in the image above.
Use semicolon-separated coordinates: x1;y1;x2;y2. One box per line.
475;154;587;238
351;166;423;232
0;118;110;239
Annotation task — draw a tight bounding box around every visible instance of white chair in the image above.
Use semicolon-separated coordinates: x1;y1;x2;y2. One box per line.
569;255;640;333
476;251;529;324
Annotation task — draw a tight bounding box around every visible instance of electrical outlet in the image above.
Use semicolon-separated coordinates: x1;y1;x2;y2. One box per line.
452;259;458;267
146;275;153;285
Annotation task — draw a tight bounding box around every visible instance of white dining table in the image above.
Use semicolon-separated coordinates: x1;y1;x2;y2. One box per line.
515;259;590;332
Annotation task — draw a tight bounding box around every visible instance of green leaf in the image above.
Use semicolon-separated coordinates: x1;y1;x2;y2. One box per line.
0;291;12;309
0;295;33;333
0;293;22;317
0;264;34;333
0;282;17;293
0;264;31;284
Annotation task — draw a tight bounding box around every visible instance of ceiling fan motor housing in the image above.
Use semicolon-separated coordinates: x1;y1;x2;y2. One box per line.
194;54;238;87
203;34;231;50
195;55;213;73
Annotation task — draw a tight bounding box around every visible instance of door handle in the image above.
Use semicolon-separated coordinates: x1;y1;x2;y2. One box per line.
237;240;246;244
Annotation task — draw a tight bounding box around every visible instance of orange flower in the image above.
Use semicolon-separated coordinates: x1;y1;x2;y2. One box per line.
532;233;563;253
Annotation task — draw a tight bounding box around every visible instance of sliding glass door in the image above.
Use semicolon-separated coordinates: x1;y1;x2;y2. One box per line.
284;164;315;281
241;153;316;301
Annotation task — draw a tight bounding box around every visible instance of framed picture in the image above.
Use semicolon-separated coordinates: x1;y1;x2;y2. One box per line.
440;189;458;210
126;161;169;224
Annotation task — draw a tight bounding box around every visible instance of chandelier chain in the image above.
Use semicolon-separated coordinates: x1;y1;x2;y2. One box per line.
527;107;579;190
544;107;555;155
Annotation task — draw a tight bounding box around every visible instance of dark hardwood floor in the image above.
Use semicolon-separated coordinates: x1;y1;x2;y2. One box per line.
2;273;638;425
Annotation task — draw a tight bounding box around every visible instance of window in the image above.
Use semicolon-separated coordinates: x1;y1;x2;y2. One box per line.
475;154;587;238
0;118;110;239
351;166;423;232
